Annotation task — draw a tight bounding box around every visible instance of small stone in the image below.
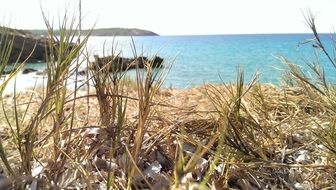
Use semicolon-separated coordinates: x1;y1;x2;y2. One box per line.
294;182;303;190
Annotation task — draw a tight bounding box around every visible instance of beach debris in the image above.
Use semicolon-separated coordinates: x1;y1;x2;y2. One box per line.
295;150;311;164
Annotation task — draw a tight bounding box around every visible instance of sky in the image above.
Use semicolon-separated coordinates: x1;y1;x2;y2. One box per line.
0;0;335;35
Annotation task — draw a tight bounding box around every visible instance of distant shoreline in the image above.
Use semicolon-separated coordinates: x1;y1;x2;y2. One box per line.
28;27;159;36
157;33;325;37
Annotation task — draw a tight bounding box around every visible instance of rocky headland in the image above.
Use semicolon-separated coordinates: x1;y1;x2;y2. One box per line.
0;27;50;64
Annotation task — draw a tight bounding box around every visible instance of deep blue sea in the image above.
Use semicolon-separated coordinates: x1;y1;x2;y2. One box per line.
4;34;336;92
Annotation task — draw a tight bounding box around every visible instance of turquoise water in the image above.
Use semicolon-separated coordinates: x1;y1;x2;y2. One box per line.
86;34;336;88
4;33;336;92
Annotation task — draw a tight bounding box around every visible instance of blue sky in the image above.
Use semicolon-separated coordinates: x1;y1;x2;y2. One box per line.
0;0;335;35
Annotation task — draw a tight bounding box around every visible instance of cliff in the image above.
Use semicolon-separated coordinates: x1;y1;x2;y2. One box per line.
0;27;49;63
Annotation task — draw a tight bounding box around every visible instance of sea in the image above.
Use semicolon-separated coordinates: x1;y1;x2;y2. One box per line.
3;33;336;93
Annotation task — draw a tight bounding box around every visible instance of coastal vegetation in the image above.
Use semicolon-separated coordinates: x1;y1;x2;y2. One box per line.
0;11;335;190
28;28;159;37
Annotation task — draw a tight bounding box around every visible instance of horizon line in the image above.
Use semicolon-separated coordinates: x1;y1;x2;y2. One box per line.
158;32;327;37
20;27;334;36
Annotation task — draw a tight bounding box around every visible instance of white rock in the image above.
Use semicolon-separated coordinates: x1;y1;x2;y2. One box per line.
295;150;310;163
216;163;224;174
32;163;44;177
294;182;303;190
144;161;162;180
296;154;307;163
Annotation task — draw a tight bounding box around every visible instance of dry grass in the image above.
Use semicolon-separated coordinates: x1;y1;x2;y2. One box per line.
1;82;335;189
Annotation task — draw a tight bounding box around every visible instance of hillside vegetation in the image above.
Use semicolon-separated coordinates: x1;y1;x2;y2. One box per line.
28;27;159;36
